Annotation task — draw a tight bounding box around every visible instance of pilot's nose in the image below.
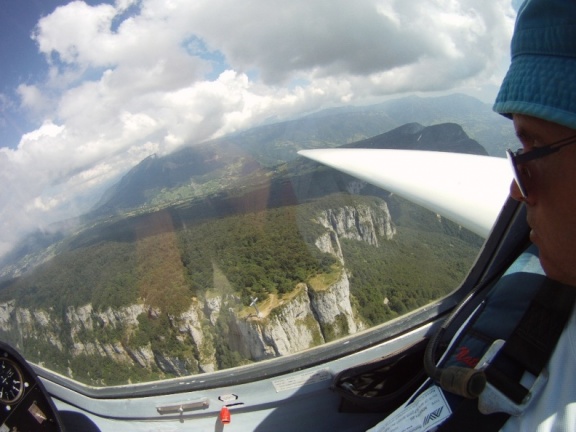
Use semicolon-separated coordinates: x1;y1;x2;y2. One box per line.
510;180;528;202
509;179;525;202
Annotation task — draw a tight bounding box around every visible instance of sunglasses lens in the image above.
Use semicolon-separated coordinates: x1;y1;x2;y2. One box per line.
506;149;527;199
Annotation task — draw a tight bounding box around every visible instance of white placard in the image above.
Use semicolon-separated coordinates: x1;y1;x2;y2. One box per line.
368;385;452;432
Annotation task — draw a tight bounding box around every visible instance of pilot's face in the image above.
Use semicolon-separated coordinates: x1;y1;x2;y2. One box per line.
510;114;576;286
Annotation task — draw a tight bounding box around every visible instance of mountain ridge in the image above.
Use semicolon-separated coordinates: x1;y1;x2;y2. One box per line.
89;121;487;221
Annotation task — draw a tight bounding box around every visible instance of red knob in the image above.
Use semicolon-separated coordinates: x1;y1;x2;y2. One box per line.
220;406;231;424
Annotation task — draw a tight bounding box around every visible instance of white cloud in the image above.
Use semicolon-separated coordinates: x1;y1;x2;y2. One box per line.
0;0;516;258
17;84;52;118
33;1;118;67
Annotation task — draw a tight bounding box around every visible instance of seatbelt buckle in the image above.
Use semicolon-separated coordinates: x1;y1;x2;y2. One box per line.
474;339;548;416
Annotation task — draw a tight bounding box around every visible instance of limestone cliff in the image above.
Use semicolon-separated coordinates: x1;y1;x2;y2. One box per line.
228;284;323;360
316;202;396;247
309;270;364;341
226;270;364;361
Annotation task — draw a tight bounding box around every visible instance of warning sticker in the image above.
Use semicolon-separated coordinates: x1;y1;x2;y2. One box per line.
272;369;332;392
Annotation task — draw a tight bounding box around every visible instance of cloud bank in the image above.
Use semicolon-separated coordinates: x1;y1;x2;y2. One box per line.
0;0;515;257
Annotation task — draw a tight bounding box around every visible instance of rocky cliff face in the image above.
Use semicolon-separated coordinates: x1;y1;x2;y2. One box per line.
227;270;365;362
314;202;396;263
317;203;396;246
309;271;363;340
0;200;394;382
229;284;323;360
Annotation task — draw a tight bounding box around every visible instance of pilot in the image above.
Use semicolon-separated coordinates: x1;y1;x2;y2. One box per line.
494;0;576;428
368;0;576;430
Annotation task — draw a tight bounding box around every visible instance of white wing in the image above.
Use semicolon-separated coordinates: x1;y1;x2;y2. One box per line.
298;149;512;238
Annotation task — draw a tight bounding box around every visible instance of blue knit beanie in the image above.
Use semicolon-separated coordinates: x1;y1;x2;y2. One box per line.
493;0;576;130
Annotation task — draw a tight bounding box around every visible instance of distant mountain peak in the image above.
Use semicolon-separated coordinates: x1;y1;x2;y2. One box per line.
344;122;487;156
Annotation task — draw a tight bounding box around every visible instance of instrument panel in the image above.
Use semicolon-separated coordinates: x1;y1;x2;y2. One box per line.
0;342;63;432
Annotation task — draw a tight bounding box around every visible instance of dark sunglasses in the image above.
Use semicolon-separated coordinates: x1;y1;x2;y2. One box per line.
506;133;576;199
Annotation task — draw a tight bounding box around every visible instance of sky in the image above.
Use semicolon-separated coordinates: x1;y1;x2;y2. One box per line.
0;0;519;259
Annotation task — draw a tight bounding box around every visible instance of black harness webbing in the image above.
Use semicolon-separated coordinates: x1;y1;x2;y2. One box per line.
439;279;576;431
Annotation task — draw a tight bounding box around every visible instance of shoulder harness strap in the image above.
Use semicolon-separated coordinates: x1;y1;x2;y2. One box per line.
439;278;576;431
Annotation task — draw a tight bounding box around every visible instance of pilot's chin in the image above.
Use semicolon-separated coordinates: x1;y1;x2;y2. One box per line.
538;255;574;286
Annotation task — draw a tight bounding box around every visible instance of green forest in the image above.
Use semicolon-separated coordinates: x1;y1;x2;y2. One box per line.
0;192;482;385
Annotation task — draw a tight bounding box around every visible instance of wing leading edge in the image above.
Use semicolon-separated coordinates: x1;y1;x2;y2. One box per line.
298;149;512;238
